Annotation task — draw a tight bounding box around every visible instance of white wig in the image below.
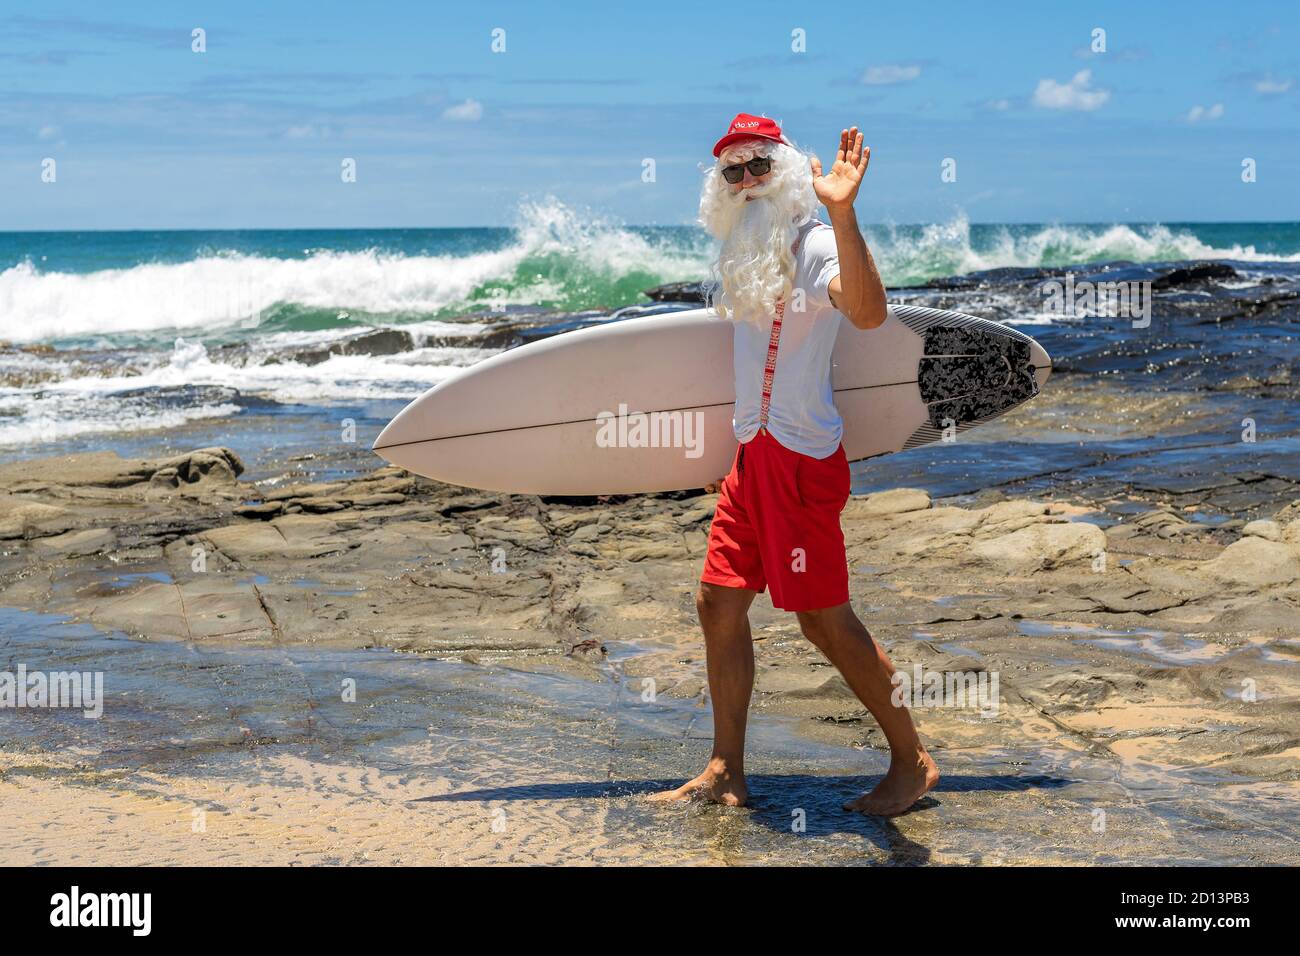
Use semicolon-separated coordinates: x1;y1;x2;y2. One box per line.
698;132;818;323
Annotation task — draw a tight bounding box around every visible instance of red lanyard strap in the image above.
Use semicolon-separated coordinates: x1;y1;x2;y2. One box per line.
758;232;804;429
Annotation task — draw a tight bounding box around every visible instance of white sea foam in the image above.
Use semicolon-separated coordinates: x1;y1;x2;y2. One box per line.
0;248;523;344
0;198;708;344
866;215;1300;286
2;203;1293;345
0;336;503;446
0;397;244;446
35;338;494;403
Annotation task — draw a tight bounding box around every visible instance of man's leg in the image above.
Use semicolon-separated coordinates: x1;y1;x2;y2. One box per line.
797;601;939;816
647;581;757;805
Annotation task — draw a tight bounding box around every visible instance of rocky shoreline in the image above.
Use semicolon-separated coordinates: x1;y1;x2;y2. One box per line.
1;434;1297;863
6;438;1299;656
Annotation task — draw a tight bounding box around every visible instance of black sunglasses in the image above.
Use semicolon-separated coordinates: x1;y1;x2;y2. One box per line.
720;156;772;184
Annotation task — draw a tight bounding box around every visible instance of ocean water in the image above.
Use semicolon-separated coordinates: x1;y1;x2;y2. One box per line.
1;198;1299;452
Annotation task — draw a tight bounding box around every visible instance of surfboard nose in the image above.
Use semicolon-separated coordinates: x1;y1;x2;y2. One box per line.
371;417;437;479
372;409;417;465
371;395;462;482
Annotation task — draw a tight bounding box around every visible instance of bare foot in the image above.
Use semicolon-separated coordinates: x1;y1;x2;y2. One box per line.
646;759;747;806
843;749;939;817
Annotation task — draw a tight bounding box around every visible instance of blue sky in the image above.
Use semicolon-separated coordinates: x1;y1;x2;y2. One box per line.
2;0;1298;229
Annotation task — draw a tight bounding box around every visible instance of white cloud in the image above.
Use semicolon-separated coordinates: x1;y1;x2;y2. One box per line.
37;124;60;141
861;64;921;85
442;98;483;121
1186;103;1224;123
986;98;1011;111
1032;69;1110;111
1255;77;1292;94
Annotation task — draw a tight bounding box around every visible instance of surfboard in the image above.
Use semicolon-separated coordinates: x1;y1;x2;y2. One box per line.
373;305;1052;496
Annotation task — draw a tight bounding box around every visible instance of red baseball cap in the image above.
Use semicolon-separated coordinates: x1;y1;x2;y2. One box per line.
712;112;784;157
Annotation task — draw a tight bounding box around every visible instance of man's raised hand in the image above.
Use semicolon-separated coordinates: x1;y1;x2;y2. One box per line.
810;126;870;210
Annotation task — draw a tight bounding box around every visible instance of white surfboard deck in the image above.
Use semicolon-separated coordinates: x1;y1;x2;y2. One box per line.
374;305;1052;496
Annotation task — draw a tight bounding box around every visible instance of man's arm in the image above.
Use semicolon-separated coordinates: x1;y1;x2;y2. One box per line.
826;207;888;330
810;126;889;330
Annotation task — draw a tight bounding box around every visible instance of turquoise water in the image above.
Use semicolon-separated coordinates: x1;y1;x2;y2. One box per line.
2;203;1297;347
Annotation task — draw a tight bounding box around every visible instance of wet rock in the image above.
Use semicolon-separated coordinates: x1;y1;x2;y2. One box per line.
144;448;244;490
232;481;412;518
1121;559;1215;597
975;500;1056;534
233;501;284;518
1201;536;1300;586
1273;500;1300;524
405;527;476;561
897;265;1053;292
0;447;243;491
290;328;417;365
9;341;57;355
607;302;700;320
471;516;551;551
642;281;707;303
403;568;552;619
296;497;347;513
620;541;687;562
857;488;931;516
351;493;407;508
87;580;276;641
1207;600;1300;634
0;499;74;540
771;672;859;702
263;482;347;501
31;528;117;558
1076;583;1187;614
1242;520;1282;541
514;311;620;344
675;503;714;527
1150;262;1238;290
197;515;350;562
1128;508;1197;538
969;522;1105;572
1037;673;1120;710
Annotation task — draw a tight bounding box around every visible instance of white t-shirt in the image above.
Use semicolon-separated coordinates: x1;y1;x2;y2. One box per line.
731;217;844;459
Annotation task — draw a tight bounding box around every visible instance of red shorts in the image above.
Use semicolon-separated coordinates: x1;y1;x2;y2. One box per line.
700;429;851;612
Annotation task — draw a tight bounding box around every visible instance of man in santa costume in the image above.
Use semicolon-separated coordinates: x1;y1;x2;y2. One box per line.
650;113;939;816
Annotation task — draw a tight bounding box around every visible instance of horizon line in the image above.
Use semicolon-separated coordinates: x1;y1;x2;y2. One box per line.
3;218;1300;235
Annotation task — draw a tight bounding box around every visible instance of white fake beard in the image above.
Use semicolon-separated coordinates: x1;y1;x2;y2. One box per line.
708;186;800;324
